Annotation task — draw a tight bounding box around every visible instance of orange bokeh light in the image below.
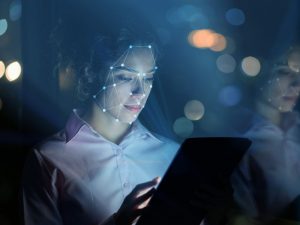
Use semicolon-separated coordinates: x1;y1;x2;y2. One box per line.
210;34;227;52
188;29;227;51
0;61;5;78
188;29;217;48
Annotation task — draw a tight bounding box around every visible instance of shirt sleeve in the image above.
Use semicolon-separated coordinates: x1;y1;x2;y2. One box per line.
21;149;64;225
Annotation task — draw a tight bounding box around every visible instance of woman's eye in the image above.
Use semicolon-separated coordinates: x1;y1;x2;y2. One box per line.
144;77;154;82
276;69;292;76
116;75;133;81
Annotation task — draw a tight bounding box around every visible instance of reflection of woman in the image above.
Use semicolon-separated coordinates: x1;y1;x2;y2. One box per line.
231;47;300;222
21;25;180;225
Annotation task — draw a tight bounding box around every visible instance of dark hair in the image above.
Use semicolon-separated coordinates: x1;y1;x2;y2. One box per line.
51;7;160;103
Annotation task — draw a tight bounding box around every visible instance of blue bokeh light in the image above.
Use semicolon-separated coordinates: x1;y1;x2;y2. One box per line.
219;85;242;106
0;19;8;36
9;0;22;21
225;8;245;26
166;4;209;28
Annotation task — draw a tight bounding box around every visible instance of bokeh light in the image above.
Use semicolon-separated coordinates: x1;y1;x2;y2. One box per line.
219;85;242;106
5;61;22;82
288;51;300;72
225;8;245;26
188;29;227;52
210;34;227;52
173;117;194;138
0;61;5;78
184;100;205;121
166;4;209;28
189;12;209;29
216;54;236;73
178;5;200;23
241;56;261;76
9;0;22;21
188;29;216;48
0;19;8;36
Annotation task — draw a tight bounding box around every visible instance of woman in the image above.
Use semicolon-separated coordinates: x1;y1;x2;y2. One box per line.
231;46;300;222
21;20;183;225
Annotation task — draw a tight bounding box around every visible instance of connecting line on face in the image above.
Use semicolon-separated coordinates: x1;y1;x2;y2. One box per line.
113;47;130;67
93;45;157;123
263;78;295;111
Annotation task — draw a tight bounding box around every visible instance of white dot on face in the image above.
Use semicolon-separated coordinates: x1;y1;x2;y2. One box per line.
103;86;106;90
121;63;125;67
148;45;152;49
138;73;141;76
93;95;96;99
150;85;153;88
134;114;137;118
115;118;119;122
142;94;146;97
155;66;158;70
110;66;114;70
113;83;116;87
137;102;141;105
103;109;106;112
129;45;133;49
130;92;133;96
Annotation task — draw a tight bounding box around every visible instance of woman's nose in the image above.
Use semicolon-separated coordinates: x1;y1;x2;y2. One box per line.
131;80;144;95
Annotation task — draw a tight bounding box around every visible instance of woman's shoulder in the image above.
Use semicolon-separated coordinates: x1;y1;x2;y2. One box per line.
34;130;68;154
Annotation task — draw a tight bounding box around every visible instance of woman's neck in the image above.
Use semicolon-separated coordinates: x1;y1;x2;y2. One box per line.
83;103;131;144
255;100;282;127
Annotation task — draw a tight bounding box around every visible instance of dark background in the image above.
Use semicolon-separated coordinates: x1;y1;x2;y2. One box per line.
0;0;299;224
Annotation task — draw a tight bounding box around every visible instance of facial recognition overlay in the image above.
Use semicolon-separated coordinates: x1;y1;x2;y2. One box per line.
93;45;158;124
260;48;300;112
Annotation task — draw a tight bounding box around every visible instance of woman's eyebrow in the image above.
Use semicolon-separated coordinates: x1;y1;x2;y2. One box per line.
114;66;157;74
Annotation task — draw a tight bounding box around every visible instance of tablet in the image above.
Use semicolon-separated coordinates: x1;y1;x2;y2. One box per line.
136;137;251;225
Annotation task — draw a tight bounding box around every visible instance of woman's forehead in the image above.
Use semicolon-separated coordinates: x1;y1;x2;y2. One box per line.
112;46;156;73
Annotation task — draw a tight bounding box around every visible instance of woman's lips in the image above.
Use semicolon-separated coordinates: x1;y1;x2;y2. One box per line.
124;105;142;113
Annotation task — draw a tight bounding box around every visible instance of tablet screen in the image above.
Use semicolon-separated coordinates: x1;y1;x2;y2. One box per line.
137;137;251;225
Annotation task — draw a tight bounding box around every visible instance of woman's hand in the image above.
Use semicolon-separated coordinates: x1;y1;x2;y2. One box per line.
114;177;160;225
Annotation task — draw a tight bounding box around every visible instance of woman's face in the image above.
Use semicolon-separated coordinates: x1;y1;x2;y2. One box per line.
94;46;156;124
261;64;300;112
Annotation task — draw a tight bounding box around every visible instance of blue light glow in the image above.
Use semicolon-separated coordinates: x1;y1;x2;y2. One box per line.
9;0;22;21
219;85;242;106
225;8;245;26
0;19;8;36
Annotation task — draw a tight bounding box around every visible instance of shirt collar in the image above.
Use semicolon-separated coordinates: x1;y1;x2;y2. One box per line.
65;109;86;143
128;120;162;143
65;109;162;144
